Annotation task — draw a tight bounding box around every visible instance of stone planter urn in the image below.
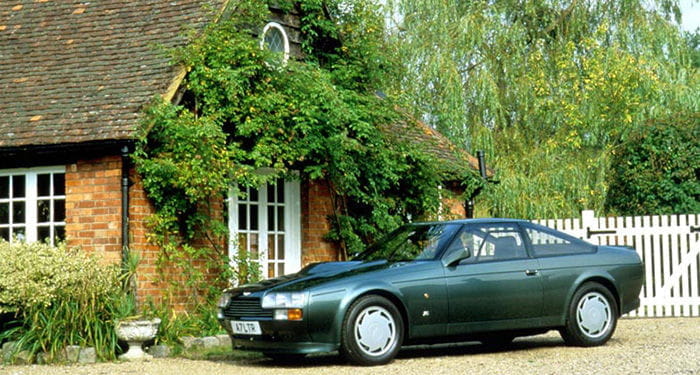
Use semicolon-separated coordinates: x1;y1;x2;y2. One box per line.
115;317;161;361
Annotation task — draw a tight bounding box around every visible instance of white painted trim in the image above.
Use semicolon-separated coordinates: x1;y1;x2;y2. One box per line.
284;179;301;274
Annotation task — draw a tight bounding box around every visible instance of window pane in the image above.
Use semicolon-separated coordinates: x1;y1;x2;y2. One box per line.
237;233;248;255
0;227;8;241
268;206;275;231
268;234;276;259
238;204;247;230
0;176;8;198
53;173;65;196
13;202;25;224
248;188;258;202
277;263;284;277
55;226;65;242
268;263;275;278
38;226;50;243
525;225;594;257
54;200;66;222
12;176;25;198
277;235;284;260
38;200;50;222
264;28;284;53
0;203;8;224
267;183;275;203
277;206;284;230
13;226;25;241
277;182;284;203
37;174;51;197
249;233;258;258
250;205;258;230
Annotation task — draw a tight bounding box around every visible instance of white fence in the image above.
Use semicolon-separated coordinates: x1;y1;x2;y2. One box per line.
534;210;700;318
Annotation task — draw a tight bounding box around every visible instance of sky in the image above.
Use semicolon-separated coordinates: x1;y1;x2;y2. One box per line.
679;0;699;32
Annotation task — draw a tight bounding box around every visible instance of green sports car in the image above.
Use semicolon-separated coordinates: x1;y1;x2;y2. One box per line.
217;219;644;366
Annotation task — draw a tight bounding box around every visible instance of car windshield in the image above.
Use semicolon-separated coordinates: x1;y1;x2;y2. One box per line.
353;223;460;262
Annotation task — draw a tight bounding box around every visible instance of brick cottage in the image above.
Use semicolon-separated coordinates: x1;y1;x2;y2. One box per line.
0;0;489;307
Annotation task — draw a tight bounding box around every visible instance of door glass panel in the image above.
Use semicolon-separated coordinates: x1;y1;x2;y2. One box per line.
277;183;284;203
0;227;8;241
277;235;285;260
277;206;284;230
250;205;258;230
0;176;9;198
268;234;276;259
238;204;247;230
268;206;275;231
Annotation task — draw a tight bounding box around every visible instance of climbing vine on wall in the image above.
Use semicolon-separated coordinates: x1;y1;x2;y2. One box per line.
132;0;478;298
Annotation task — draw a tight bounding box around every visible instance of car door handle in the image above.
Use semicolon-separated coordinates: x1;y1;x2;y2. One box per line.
525;269;539;276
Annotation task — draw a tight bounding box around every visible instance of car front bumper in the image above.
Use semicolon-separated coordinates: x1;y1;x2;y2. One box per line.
219;318;339;354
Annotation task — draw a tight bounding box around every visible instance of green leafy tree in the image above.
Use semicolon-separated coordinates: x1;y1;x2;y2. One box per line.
385;0;700;218
605;113;700;215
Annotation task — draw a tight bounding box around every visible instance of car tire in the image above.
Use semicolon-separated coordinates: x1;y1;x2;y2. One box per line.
340;295;404;366
560;282;618;347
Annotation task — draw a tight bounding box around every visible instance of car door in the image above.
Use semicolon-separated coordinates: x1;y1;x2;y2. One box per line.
443;223;544;335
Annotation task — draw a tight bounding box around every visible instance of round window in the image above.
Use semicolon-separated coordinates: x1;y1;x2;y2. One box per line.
260;22;290;64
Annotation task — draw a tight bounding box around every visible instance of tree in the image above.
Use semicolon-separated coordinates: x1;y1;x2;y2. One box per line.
605;113;700;215
384;0;700;218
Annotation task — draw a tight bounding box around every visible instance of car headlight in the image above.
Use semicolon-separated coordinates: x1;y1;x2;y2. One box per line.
261;292;307;309
218;292;232;309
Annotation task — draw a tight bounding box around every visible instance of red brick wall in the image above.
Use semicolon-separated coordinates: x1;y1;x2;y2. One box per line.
301;179;341;264
65;155;122;264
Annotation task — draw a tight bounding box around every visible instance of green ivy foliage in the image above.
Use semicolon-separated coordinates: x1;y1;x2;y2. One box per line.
133;0;476;282
605;113;700;215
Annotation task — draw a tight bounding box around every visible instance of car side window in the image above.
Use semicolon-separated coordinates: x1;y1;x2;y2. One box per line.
524;224;595;257
443;228;485;264
473;224;528;262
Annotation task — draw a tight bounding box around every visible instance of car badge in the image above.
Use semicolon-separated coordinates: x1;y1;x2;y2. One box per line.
243;292;251;296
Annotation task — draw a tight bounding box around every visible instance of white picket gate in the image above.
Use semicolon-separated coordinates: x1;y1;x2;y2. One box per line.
533;210;700;318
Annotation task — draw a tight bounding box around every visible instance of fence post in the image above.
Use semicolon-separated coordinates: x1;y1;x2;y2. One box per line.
581;210;596;239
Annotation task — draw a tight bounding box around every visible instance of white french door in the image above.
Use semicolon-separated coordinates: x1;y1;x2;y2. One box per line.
228;179;301;279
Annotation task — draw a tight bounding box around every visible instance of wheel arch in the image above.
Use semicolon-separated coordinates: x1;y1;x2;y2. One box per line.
342;289;410;343
568;275;621;317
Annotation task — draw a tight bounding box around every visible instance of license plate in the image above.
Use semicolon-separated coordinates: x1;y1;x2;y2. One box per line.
231;320;262;335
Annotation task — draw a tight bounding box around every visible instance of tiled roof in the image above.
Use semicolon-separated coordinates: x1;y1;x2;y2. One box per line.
382;116;494;177
0;0;223;149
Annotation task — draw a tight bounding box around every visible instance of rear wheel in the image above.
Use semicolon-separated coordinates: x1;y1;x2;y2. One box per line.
560;282;618;346
340;295;403;366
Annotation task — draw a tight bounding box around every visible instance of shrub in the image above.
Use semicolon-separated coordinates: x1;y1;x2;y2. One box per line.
0;241;130;362
605;113;700;215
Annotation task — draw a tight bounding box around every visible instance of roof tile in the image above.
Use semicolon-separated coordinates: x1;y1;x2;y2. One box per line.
0;0;223;148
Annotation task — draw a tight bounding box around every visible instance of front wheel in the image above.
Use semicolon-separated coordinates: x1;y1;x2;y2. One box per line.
560;282;618;346
340;295;404;366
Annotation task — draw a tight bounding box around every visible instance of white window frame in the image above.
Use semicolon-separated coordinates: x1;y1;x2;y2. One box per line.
260;21;290;64
227;179;301;279
0;166;66;245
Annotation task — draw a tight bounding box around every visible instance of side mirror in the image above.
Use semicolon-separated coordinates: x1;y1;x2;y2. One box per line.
443;248;470;267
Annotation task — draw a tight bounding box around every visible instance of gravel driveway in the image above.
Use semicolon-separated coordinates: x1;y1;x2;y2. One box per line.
2;318;698;375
